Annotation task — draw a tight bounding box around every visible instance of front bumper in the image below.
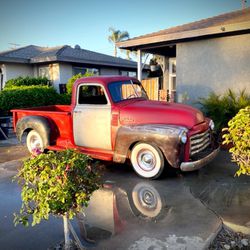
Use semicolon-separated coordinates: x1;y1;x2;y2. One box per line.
180;146;220;172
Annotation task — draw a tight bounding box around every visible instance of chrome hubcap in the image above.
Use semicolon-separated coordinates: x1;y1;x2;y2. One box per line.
30;135;42;150
138;151;156;171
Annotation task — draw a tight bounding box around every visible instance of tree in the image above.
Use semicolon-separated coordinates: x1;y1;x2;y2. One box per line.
14;149;101;249
66;71;94;95
108;27;129;57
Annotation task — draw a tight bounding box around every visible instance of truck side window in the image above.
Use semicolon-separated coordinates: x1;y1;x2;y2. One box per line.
78;85;108;105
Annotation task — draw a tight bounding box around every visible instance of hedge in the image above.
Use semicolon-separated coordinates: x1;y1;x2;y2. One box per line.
0;86;70;112
4;76;49;89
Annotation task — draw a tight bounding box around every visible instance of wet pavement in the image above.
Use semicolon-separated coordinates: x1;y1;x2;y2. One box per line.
0;138;249;250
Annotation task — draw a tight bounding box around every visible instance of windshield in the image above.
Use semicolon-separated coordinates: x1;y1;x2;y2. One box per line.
108;80;148;103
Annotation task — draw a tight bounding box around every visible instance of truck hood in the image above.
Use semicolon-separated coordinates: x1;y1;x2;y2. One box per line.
119;100;205;129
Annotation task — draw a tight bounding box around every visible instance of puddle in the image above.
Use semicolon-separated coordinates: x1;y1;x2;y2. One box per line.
69;170;220;249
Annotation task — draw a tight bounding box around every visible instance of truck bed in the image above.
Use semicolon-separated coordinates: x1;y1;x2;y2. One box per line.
12;105;73;146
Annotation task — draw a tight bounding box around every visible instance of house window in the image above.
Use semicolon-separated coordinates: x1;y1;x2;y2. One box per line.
120;71;136;77
73;67;99;76
39;66;50;80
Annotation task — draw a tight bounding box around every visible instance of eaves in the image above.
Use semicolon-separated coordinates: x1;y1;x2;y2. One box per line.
117;21;250;50
0;56;29;64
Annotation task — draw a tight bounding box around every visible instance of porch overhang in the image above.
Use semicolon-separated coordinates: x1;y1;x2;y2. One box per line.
117;21;250;55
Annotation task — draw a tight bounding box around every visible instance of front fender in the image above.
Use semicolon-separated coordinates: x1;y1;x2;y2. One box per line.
113;124;187;168
16;115;51;147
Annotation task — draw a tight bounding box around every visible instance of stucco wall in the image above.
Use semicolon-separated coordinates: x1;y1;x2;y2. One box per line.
59;63;72;84
176;34;250;104
3;63;33;87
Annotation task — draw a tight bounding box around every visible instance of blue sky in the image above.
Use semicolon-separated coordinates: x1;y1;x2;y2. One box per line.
0;0;246;57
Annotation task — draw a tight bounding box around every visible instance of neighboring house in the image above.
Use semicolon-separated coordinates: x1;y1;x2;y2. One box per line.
0;45;143;92
118;8;250;104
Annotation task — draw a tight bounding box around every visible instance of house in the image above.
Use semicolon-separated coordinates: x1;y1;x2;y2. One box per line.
0;45;143;92
118;8;250;104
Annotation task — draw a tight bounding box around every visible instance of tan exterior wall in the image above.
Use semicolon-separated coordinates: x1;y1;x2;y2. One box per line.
176;34;250;104
50;64;60;91
38;63;60;91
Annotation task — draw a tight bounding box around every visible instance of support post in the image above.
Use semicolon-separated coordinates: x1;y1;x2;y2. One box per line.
137;49;142;82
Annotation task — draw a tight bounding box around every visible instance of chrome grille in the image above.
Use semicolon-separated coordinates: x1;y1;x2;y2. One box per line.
190;130;210;156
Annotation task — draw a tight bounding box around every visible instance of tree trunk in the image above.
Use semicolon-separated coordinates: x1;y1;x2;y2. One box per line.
63;214;71;249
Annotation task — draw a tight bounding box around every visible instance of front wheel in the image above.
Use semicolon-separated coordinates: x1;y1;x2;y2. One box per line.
130;143;164;179
26;130;45;153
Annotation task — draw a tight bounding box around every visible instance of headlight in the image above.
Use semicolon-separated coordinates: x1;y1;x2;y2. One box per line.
209;120;215;130
179;131;187;144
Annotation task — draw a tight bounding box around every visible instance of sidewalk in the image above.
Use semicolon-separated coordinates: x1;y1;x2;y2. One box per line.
0;136;29;178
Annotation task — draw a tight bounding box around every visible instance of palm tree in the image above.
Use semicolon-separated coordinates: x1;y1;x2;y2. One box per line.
108;27;129;57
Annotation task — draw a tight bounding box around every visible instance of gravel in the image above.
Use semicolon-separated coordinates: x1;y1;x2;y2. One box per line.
209;227;250;250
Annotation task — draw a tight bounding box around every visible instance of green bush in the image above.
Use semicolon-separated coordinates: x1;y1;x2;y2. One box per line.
66;72;94;94
56;93;71;105
199;89;250;134
0;86;67;111
14;149;101;226
4;76;49;89
222;106;250;176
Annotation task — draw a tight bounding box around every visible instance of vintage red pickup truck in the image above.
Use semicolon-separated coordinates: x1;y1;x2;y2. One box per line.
12;76;219;179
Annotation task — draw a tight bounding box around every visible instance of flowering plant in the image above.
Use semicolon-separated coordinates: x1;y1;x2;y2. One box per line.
14;149;101;226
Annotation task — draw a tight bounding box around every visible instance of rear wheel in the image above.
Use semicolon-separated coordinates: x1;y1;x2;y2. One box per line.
26;130;45;153
130;143;164;179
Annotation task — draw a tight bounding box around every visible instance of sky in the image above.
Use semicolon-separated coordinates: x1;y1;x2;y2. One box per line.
0;0;247;58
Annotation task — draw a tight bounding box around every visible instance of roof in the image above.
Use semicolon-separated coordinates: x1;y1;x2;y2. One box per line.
0;45;137;69
118;7;250;50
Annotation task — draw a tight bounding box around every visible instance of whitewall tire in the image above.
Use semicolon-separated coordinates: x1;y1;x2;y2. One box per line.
130;143;164;179
26;130;45;153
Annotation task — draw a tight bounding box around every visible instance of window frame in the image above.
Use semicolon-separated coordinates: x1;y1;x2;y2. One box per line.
38;66;51;80
76;83;110;105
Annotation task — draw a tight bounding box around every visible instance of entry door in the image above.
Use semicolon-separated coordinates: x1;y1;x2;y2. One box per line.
73;84;112;150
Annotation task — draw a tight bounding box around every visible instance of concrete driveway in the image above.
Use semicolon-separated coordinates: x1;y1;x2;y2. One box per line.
0;138;249;250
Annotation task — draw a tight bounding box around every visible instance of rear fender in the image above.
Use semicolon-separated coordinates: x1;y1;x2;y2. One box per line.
16;116;51;147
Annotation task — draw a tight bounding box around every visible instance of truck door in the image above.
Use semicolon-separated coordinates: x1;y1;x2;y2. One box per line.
73;84;112;150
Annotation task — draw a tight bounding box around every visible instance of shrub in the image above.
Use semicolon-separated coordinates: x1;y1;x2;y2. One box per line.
66;72;94;94
14;149;101;226
0;86;66;112
199;89;250;134
4;76;49;89
56;93;71;105
223;106;250;176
